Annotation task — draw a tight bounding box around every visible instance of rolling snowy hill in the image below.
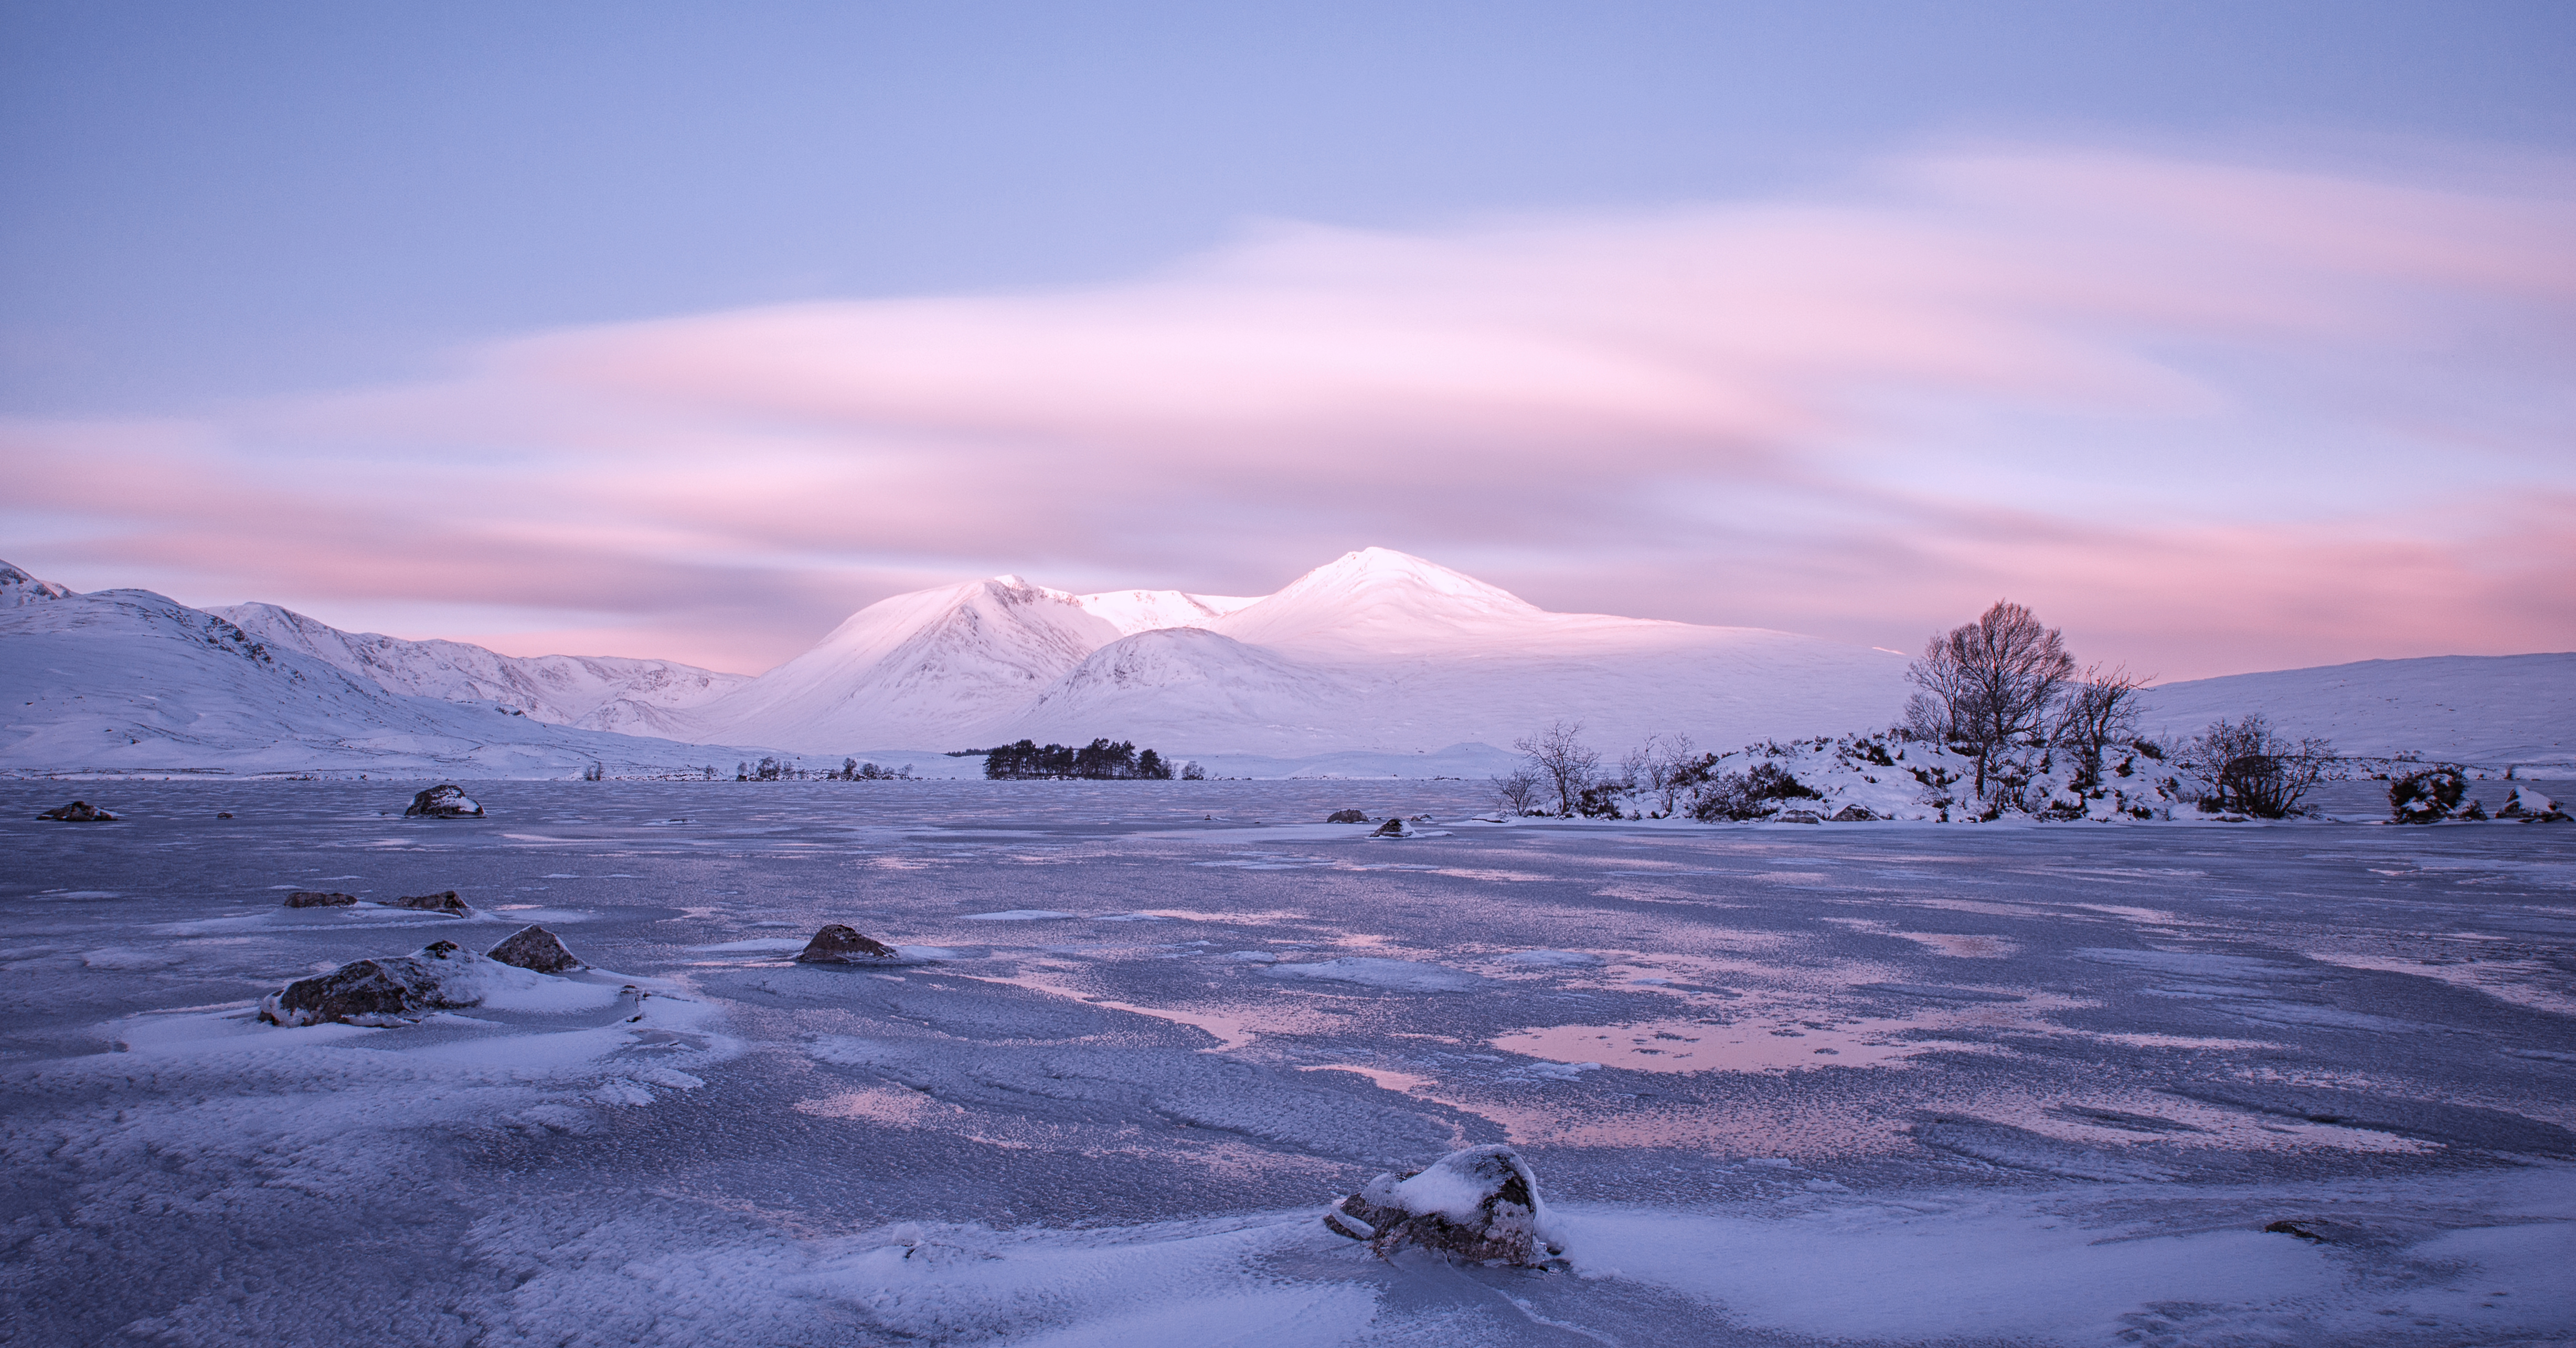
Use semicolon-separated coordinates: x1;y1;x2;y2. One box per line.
0;560;765;777
2141;654;2575;767
684;549;1918;757
215;602;749;736
7;550;2562;776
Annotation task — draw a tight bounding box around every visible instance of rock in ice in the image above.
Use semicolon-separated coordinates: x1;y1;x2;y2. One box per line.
389;890;471;915
260;940;485;1026
403;784;483;818
797;924;898;963
1324;1144;1563;1267
38;800;116;821
283;890;358;907
487;924;582;973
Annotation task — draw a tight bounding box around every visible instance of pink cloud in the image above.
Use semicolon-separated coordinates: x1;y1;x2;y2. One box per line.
5;143;2570;678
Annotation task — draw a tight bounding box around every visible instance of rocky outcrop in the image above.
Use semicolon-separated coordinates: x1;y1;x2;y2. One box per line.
797;924;898;963
487;924;582;973
1829;803;1878;822
260;940;482;1026
1775;809;1824;824
38;801;116;821
389;890;471;915
1326;809;1369;823
1324;1144;1562;1267
403;785;483;818
284;891;358;908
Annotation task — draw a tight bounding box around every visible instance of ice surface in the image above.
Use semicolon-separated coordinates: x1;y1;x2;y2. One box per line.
4;777;2573;1346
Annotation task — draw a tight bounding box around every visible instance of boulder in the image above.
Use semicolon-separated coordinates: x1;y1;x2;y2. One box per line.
217;811;234;819
403;785;483;818
487;924;582;973
2502;785;2569;822
1370;818;1415;838
284;891;359;908
1774;810;1824;825
260;940;482;1026
389;890;471;915
1326;809;1369;824
1323;1144;1562;1267
37;800;116;822
1829;804;1877;822
797;924;898;963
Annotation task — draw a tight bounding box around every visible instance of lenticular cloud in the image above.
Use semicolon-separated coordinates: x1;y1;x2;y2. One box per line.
6;143;2571;675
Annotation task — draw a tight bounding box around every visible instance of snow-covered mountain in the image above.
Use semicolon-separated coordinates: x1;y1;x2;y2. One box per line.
0;560;766;776
215;602;749;736
2141;654;2574;766
686;548;1919;757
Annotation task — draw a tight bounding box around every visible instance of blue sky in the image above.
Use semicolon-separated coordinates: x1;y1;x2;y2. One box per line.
3;3;2571;674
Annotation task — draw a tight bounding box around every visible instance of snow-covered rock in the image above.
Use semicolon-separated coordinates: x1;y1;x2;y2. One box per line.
2502;784;2568;821
1584;731;2190;823
258;940;469;1025
1324;1144;1562;1267
404;784;483;817
37;799;117;821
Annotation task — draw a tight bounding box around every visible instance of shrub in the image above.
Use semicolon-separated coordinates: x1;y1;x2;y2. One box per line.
1688;763;1823;821
2389;767;2468;823
2181;715;2333;818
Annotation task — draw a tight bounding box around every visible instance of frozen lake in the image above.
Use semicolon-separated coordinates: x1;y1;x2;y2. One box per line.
5;779;2573;1346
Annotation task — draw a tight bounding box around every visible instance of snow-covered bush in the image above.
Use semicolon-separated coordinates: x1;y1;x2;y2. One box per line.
1687;762;1824;821
2390;766;2472;823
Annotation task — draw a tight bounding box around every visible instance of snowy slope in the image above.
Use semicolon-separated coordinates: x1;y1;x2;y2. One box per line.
1073;589;1261;636
685;576;1124;753
2140;654;2575;767
0;562;764;776
1004;550;1915;756
699;548;1915;757
215;602;750;735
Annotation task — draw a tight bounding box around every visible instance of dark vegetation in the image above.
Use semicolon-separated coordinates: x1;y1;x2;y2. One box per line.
984;739;1184;780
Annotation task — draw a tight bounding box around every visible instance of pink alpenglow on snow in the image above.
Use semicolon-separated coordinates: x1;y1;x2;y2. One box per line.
4;148;2571;679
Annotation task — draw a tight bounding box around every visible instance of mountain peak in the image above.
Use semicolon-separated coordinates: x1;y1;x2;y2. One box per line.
1;559;73;606
1211;547;1542;654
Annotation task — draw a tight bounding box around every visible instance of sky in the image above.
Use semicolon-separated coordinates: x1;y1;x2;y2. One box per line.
3;1;2572;679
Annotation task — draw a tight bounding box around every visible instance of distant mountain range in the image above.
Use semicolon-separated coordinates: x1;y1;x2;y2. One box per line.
3;551;2566;776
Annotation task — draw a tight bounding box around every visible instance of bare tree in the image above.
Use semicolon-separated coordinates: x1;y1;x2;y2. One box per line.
1491;768;1543;815
1624;731;1700;816
1906;600;2077;800
2181;713;2334;818
2055;663;2152;790
1513;720;1600;817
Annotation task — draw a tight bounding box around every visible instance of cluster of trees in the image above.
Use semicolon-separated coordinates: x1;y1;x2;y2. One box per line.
1489;600;2338;822
1908;601;2332;818
731;756;916;781
982;738;1202;780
